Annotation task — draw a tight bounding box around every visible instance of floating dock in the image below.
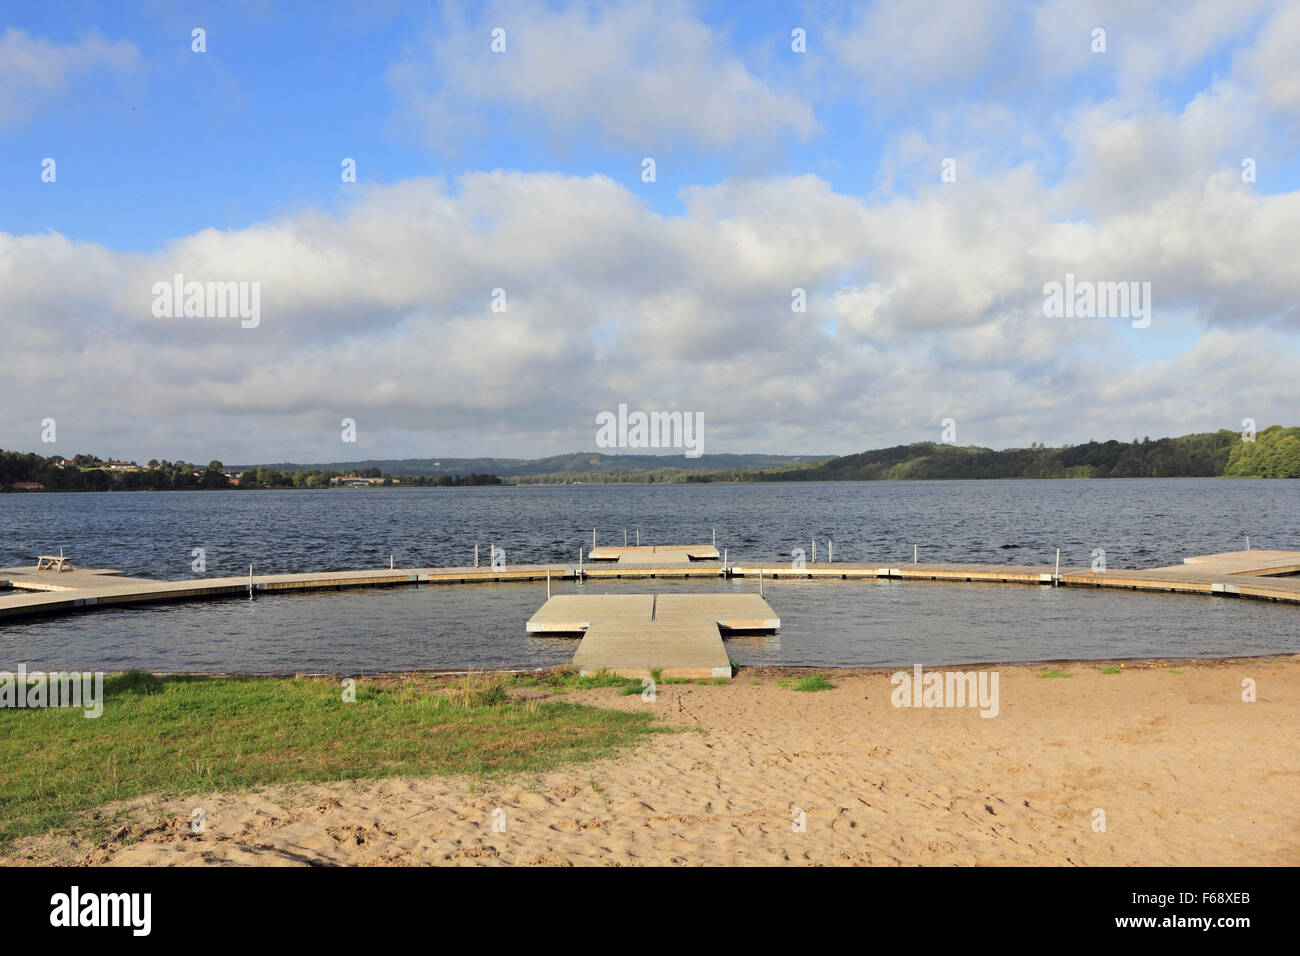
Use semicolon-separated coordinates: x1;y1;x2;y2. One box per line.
528;592;781;680
587;544;719;565
1;549;1298;625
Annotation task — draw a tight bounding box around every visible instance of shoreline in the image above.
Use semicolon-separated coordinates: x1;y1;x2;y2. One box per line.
40;650;1299;681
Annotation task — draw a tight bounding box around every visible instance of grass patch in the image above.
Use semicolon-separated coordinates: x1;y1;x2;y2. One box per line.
792;675;834;692
1035;669;1074;679
507;667;640;692
0;671;658;851
1099;666;1121;675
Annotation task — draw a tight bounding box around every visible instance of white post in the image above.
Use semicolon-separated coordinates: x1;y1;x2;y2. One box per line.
812;538;816;563
547;568;551;599
828;539;833;563
636;529;640;546
712;528;716;547
1054;548;1061;586
760;567;764;597
579;547;584;576
474;543;479;568
724;547;728;575
624;530;628;546
1246;535;1250;551
593;528;597;551
390;554;394;570
249;563;254;598
914;544;918;564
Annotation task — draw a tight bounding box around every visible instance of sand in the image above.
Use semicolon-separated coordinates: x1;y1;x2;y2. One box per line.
6;656;1298;866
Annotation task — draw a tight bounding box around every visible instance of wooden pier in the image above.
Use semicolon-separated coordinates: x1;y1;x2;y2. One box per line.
528;592;781;680
587;544;720;565
1;549;1297;626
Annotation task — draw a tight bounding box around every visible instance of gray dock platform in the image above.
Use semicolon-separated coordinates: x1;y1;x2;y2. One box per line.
527;591;781;680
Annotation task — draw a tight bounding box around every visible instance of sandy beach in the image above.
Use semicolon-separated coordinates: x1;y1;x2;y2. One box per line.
6;656;1298;867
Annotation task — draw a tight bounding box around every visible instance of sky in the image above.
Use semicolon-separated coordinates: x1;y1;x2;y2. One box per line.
2;0;1298;465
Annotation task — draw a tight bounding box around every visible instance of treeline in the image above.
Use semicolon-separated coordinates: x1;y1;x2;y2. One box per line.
1223;426;1300;477
240;468;501;488
750;430;1267;481
0;452;231;491
0;451;503;492
516;428;1300;483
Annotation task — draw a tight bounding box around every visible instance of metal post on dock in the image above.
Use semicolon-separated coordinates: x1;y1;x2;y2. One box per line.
811;538;816;563
1246;535;1251;551
1054;548;1061;586
474;543;479;568
249;564;254;599
390;554;393;570
546;568;551;599
759;567;764;597
636;529;640;546
828;539;833;563
723;547;728;577
712;528;716;547
579;547;584;578
914;544;918;564
624;530;628;546
593;528;597;551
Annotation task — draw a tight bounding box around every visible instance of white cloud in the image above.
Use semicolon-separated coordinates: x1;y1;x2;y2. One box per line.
388;1;817;152
0;28;139;125
2;161;1298;462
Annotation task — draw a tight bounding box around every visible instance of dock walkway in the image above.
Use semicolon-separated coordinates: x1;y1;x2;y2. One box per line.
529;592;780;680
1;549;1297;625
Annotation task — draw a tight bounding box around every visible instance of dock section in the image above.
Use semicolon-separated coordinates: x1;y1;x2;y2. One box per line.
0;549;1297;625
587;544;719;565
528;592;781;680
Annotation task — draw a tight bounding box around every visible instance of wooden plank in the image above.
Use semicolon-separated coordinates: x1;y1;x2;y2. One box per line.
526;594;654;633
653;593;780;630
571;620;731;680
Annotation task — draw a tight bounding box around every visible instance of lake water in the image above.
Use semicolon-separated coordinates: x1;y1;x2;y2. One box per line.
2;480;1298;671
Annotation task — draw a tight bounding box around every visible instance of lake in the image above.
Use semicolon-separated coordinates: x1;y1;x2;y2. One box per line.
2;479;1298;671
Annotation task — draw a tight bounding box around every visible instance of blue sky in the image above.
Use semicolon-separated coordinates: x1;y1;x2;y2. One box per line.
2;1;1299;462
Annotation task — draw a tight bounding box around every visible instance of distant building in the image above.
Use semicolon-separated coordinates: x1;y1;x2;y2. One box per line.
331;475;383;486
11;482;44;490
109;461;134;470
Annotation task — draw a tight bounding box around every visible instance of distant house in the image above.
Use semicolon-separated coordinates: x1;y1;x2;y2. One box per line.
109;461;134;470
59;459;75;468
11;482;44;490
331;475;383;487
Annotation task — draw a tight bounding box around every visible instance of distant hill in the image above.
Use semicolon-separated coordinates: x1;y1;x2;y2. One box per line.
745;429;1274;481
230;452;832;478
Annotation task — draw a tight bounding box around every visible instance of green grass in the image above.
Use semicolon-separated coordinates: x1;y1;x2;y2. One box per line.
1035;669;1074;679
1099;666;1121;675
0;671;658;850
791;675;835;692
506;668;640;692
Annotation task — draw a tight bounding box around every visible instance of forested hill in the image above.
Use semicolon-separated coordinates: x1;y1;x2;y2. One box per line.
749;427;1300;481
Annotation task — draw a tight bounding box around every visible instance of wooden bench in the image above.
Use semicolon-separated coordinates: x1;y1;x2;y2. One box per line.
36;556;74;572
